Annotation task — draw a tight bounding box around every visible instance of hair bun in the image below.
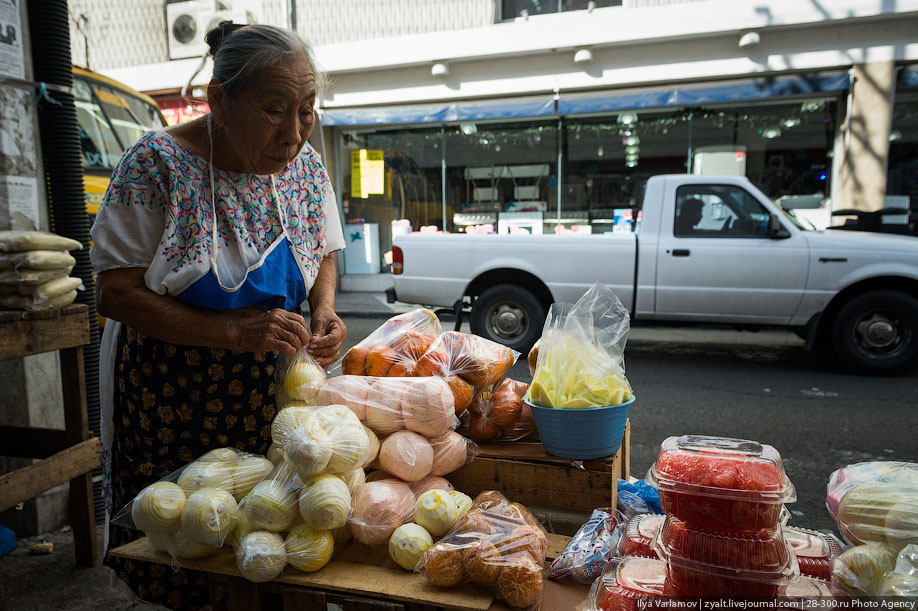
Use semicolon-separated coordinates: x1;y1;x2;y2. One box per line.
204;20;246;56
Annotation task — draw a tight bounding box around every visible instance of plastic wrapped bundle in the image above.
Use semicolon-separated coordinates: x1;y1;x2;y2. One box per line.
0;250;76;270
0;266;73;287
318;376;458;440
349;479;417;545
147;530;218;565
0;230;82;252
242;462;302;533
181;487;239;547
526;284;632;409
131;482;186;535
835;482;918;548
271;406;333;478
415;332;518;411
419;491;547;609
236;531;287;583
549;507;623;584
338;308;441;377
286;524;335;572
299;474;351;530
467;378;535;443
277;350;326;406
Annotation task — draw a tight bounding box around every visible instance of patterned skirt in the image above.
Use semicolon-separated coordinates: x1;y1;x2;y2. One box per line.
104;325;279;611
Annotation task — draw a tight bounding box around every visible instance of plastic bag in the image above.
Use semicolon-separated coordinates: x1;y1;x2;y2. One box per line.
617;479;662;518
0;266;73;286
312;375;460;439
337;308;442;376
827;461;918;547
419;491;547;609
549;507;623;584
466;378;536;443
526;283;632;409
0;289;78;310
276;349;326;407
416;331;520;411
348;475;454;545
113;448;275;552
17;276;83;302
389;488;474;570
527;340;540;377
270;404;379;480
0;250;76;270
0;230;82;253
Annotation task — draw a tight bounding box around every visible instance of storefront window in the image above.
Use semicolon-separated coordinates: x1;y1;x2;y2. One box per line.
444;120;558;235
887;92;918;211
564;111;690;233
337;127;443;272
689;99;837;202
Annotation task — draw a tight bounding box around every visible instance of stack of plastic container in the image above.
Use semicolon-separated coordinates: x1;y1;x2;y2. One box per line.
644;435;802;597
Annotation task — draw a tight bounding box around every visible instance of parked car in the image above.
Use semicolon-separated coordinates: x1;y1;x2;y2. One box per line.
389;175;918;375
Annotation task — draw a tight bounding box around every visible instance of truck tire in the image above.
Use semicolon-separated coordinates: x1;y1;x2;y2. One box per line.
470;284;546;353
831;290;918;375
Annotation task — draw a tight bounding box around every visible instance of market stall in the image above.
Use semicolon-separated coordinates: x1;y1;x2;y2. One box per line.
107;287;918;609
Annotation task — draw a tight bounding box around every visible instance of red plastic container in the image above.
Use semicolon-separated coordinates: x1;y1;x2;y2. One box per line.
646;435;796;530
619;514;665;558
587;557;666;611
785;527;844;582
653;517;799;597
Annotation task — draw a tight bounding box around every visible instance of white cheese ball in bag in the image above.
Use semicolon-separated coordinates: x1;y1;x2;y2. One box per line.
236;531;288;583
379;431;433;483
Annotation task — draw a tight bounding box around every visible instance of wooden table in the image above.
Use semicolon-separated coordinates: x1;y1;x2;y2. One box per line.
0;305;99;567
111;532;591;611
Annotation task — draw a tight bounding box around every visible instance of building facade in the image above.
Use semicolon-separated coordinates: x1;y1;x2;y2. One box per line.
85;0;918;282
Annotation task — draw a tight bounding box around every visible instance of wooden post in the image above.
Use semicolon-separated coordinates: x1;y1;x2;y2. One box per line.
60;345;97;567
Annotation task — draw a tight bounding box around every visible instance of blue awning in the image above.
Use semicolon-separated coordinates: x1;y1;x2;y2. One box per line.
321;95;556;127
558;72;851;115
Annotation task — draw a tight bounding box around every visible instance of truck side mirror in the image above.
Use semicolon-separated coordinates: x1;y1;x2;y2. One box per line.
768;214;791;239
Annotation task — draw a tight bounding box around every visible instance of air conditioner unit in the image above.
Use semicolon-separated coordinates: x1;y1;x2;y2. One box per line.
166;1;250;61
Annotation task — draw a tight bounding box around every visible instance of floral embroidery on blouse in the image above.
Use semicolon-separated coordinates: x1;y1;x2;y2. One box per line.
100;131;330;283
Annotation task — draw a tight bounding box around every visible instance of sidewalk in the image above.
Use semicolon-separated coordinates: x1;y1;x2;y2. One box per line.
334;289;413;318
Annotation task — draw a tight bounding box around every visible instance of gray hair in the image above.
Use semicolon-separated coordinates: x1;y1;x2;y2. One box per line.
205;22;327;98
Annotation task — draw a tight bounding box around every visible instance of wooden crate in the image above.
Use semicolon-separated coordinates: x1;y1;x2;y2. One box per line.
449;420;631;514
110;533;589;611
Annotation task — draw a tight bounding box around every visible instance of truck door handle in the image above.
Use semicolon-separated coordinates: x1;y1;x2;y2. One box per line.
672;249;690;257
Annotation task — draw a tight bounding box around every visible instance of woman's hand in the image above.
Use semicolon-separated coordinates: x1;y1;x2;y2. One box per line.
233;309;310;355
308;307;347;368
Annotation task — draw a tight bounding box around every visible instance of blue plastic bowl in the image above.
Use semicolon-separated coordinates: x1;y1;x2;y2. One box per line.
526;396;635;460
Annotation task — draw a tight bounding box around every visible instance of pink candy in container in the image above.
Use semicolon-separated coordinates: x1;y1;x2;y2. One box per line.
618;514;665;559
646;435;796;530
586;557;666;611
652;517;799;597
784;526;844;582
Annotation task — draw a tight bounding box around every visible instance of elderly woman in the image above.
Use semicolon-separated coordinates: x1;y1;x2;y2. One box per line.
90;23;345;609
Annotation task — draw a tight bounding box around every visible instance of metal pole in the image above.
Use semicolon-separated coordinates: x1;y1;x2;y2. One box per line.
441;127;447;232
289;0;297;31
556;117;563;226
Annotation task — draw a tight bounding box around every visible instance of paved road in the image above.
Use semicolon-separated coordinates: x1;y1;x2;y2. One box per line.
338;314;918;534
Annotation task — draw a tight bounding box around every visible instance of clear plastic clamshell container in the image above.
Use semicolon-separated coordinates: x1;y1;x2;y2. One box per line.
646;435;796;530
586;556;667;611
784;526;845;582
618;514;665;559
652;517;799;597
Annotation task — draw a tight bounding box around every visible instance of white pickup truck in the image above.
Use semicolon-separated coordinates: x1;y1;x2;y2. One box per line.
389;175;918;375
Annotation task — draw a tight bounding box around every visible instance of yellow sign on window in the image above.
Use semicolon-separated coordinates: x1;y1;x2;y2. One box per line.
351;149;384;198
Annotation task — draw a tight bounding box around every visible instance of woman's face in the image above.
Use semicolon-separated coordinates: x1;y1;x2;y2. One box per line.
210;54;316;175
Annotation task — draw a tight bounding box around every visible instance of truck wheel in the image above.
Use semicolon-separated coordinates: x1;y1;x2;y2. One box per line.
470;284;545;353
831;290;918;375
